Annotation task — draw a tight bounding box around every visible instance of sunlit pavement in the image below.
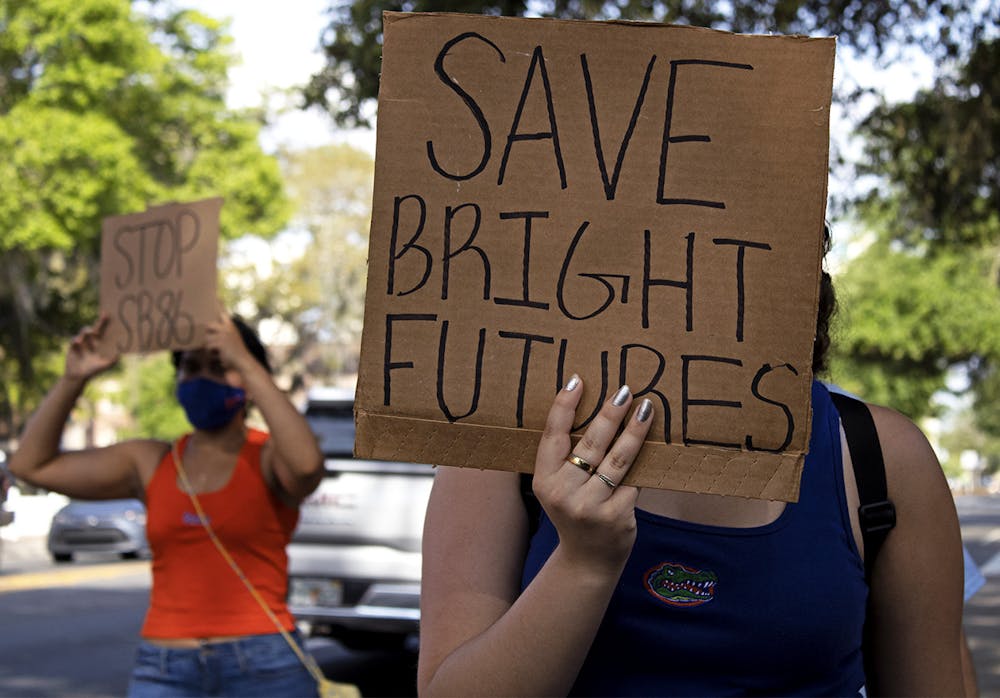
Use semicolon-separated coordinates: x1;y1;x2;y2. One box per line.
0;559;149;593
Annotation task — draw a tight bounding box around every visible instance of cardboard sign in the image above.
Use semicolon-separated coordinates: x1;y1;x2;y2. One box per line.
355;12;835;501
99;197;222;356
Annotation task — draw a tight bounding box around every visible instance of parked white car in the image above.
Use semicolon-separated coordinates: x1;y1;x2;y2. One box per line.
287;387;435;650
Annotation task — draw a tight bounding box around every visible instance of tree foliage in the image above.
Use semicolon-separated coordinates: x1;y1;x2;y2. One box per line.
856;39;1000;252
220;143;375;389
304;0;998;126
832;36;1000;420
0;0;289;441
829;240;1000;417
112;354;189;441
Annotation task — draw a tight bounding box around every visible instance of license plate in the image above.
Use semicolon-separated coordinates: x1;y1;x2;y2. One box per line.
289;578;343;608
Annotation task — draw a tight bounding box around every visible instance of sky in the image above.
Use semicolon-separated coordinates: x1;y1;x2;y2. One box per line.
181;0;376;154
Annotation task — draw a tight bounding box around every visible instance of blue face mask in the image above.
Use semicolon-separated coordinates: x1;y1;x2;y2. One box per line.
176;378;246;431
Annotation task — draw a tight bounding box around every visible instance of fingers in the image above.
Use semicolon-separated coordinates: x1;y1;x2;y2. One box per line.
537;378;655;495
570;384;633;477
535;374;584;480
590;397;654;493
72;315;111;353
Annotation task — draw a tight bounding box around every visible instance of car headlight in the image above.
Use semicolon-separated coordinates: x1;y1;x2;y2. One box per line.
124;510;146;525
53;512;73;525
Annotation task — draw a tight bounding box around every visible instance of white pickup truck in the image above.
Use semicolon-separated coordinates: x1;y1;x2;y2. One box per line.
287;387;435;650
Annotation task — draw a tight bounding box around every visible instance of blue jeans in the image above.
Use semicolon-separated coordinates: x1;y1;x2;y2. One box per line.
127;631;319;697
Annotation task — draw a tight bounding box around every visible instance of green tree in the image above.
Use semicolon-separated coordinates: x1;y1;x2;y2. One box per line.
830;37;1000;420
303;0;998;126
829;240;1000;417
113;354;189;441
0;0;289;441
220;143;375;389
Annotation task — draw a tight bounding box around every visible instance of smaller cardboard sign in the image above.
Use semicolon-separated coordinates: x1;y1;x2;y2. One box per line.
98;197;222;356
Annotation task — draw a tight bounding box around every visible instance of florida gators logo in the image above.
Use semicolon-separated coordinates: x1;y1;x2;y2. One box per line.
644;562;717;607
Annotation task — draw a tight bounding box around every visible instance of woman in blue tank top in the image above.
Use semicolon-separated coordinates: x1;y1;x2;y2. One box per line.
418;231;965;696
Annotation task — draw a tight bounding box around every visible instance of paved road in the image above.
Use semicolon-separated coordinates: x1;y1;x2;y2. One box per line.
957;494;1000;696
0;540;417;697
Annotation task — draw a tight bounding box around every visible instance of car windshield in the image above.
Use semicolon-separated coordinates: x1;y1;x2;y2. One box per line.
305;403;355;458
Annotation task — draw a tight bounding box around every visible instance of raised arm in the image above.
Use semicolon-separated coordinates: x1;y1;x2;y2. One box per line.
418;379;653;696
8;317;153;500
204;312;323;502
866;403;965;696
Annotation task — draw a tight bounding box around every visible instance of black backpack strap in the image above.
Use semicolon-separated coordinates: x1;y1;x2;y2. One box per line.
520;472;542;539
829;391;897;584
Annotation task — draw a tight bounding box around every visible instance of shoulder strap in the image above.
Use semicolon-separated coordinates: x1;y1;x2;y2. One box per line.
520;472;541;539
828;392;897;584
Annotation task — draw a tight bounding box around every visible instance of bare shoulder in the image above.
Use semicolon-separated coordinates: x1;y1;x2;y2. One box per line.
117;438;172;487
861;405;964;694
866;403;949;498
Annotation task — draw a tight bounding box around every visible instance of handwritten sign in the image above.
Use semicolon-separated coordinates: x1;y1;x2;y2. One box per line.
99;197;222;356
355;13;835;501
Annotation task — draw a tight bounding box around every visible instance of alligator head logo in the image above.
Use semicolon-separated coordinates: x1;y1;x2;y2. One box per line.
644;562;717;607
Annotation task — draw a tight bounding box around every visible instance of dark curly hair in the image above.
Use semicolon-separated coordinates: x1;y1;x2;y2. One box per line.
812;225;836;375
171;315;272;374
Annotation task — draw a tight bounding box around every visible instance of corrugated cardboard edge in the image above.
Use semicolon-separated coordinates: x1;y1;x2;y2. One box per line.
383;11;831;44
356;410;805;502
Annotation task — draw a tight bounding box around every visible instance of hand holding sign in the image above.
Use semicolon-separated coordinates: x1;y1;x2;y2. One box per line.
532;377;654;575
204;310;259;377
65;314;119;382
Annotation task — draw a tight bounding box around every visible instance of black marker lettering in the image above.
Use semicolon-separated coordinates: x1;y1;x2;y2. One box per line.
642;230;694;330
499;330;554;428
712;237;772;342
174;210;200;278
442;203;490;301
681;354;743;448
154;290;195;347
116;295;134;352
387;195;431;297
153;220;176;280
745;362;798;452
135;290;155;351
113;228;136;289
494;212;549;310
618;343;671;443
436;321;486;422
657;59;754;207
557;221;630;321
427;33;505;180
581;53;656;200
383;313;437;405
498;46;566;189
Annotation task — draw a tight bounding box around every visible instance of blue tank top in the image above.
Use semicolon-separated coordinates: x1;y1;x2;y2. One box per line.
521;381;867;696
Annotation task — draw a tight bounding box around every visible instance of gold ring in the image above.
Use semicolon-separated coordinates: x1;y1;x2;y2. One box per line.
594;472;618;489
568;454;596;475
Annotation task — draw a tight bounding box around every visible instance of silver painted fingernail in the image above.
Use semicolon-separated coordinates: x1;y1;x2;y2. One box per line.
612;385;630;406
564;374;580;392
636;398;653;423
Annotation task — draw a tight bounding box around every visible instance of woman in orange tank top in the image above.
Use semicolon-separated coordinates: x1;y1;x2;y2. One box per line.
9;310;325;697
